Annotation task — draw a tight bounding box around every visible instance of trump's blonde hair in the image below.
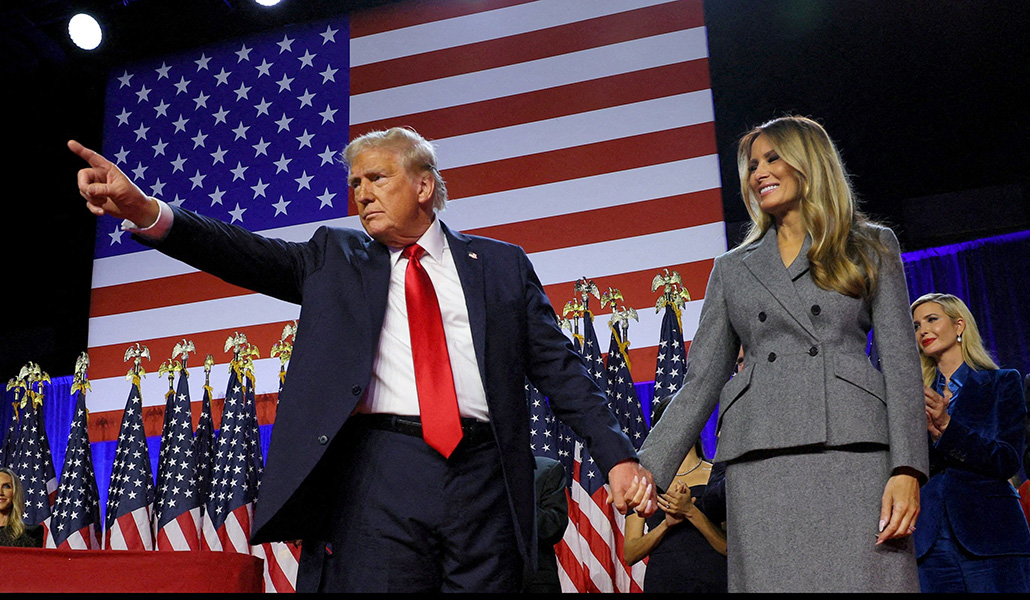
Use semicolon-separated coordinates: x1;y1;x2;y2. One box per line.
342;127;448;212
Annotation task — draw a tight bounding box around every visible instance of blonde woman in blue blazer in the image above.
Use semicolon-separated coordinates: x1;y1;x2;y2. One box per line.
912;293;1030;592
637;116;928;592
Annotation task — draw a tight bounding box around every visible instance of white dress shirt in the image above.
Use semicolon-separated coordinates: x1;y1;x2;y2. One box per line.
358;217;490;421
128;201;491;421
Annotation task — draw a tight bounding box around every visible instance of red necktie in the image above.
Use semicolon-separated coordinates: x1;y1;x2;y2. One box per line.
403;244;463;457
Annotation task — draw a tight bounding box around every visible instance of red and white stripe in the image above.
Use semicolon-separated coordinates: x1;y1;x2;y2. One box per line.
105;505;154;551
556;441;647;592
201;503;253;554
252;541;302;593
56;525;100;550
156;507;202;551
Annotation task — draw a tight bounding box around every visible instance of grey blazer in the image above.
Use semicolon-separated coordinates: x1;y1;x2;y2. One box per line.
639;225;929;489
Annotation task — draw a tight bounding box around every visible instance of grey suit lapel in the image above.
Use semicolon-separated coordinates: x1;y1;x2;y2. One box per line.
742;227;817;337
443;222;489;385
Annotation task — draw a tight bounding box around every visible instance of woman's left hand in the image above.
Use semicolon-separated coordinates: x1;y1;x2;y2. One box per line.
877;470;920;545
924;386;950;439
658;481;695;526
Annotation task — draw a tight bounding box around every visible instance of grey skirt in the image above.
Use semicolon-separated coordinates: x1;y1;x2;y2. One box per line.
725;445;920;592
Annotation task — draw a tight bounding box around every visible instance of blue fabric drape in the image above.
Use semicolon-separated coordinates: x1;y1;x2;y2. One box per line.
903;229;1030;376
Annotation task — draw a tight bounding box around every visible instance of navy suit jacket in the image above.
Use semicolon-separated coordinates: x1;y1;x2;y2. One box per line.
914;367;1030;557
137;205;635;560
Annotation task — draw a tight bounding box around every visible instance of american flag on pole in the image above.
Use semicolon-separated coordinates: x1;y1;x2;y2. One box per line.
193;357;216;520
252;341;301;594
653;301;688;400
12;372;58;542
527;380;560;461
1;382;24;469
553;309;646;593
201;350;259;553
153;361;202;551
104;362;155;551
49;379;102;550
605;325;649;451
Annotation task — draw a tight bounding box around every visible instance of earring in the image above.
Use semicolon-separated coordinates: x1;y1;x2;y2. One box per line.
957;334;963;343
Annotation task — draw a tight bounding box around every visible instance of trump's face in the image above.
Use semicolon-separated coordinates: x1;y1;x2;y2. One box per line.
349;146;435;248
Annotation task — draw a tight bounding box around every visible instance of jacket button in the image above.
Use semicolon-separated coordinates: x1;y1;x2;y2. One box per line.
811;305;821;315
758;311;767;322
317;435;328;445
768;352;776;362
351;385;362;396
809;346;819;356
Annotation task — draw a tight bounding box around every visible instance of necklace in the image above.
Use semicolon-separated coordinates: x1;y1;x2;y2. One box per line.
676;458;704;477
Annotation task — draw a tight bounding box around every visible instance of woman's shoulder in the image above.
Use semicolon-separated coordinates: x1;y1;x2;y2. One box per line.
985;367;1024;388
857;221;900;250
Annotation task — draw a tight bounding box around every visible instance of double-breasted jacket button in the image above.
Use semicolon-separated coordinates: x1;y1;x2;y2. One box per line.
351;385;363;396
758;311;767;322
811;305;821;315
809;346;819;356
317;434;329;445
767;352;777;362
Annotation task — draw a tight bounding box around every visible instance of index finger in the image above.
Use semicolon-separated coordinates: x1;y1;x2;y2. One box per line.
68;139;108;167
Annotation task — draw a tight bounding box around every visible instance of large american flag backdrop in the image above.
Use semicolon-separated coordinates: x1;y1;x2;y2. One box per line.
83;0;724;592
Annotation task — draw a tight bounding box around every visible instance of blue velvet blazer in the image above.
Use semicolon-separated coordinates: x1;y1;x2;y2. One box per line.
914;366;1030;557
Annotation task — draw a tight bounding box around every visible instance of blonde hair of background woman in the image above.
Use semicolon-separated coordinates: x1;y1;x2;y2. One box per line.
0;467;26;541
736;115;888;299
911;292;999;387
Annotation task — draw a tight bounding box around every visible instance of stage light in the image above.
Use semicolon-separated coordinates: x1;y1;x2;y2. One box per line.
254;0;284;6
68;13;102;50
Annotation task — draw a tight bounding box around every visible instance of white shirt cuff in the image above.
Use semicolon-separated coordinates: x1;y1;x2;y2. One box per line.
121;198;173;240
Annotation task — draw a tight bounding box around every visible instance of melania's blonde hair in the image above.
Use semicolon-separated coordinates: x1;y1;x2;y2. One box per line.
737;116;888;299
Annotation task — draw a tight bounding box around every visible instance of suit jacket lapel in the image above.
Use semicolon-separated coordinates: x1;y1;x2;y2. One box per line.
443;222;489;386
742;226;817;337
359;236;392;336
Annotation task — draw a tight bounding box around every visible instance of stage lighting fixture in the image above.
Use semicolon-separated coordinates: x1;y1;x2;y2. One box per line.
68;13;103;50
255;0;284;6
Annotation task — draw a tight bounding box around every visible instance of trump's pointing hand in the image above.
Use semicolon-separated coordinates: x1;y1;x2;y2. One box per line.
68;139;159;227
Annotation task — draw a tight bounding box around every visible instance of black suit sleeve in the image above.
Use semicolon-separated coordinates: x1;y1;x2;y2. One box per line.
535;458;569;547
517;249;637;473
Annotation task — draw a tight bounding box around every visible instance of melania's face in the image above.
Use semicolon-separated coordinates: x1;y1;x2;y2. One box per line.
747;134;801;218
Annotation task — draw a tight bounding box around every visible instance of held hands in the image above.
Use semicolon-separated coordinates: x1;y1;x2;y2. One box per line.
68;140;159;226
924;386;950;441
657;480;695;527
607;460;658;518
877;469;920;545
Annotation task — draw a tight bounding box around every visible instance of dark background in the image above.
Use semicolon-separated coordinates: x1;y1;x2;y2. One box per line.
2;0;1028;380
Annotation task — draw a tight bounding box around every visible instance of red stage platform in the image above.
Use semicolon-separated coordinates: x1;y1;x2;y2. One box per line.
0;547;263;593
